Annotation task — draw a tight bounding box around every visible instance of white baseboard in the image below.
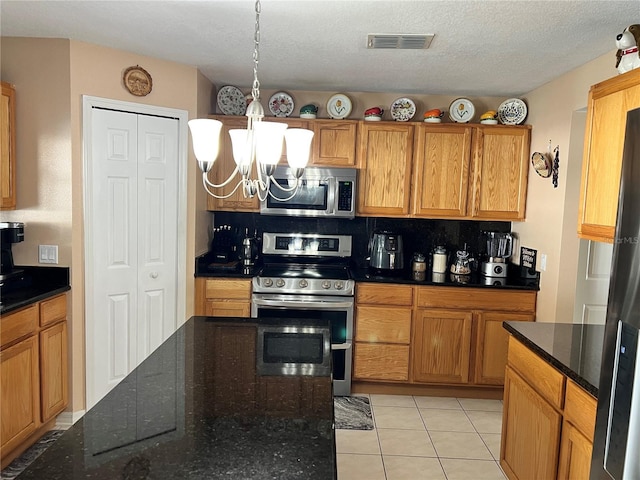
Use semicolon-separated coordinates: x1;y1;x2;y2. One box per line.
55;410;85;429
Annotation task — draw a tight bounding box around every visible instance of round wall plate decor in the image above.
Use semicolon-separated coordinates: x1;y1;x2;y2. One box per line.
448;98;475;123
497;98;527;125
268;91;295;117
123;65;152;96
217;85;247;116
326;94;352;119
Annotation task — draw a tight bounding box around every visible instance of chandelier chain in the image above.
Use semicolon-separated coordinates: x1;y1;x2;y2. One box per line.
251;0;261;101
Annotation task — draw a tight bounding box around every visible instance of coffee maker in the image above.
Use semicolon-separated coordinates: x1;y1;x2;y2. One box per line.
369;230;404;272
1;222;25;281
481;231;513;278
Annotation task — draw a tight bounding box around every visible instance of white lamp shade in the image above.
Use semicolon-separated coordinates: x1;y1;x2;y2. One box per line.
284;128;314;169
254;121;287;166
188;119;223;167
229;129;254;172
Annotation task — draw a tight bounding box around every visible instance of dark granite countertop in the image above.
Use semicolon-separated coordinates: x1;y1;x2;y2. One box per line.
351;267;539;290
17;316;336;480
0;266;70;315
195;253;539;291
503;321;605;397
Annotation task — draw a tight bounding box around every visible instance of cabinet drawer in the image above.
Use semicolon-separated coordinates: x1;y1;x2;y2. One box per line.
507;337;565;409
416;286;536;313
353;343;409;381
1;305;38;348
356;283;413;306
564;379;597;442
205;279;251;300
355;306;411;344
40;294;67;327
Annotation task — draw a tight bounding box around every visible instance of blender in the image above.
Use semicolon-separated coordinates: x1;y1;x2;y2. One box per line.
481;231;513;277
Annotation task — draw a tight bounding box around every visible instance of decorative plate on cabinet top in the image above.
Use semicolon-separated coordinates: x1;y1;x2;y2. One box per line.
497;98;527;125
448;98;475;123
390;97;416;122
268;91;295;117
326;93;352;119
217;85;247;116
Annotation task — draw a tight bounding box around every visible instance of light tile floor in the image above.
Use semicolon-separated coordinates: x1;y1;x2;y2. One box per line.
336;394;507;480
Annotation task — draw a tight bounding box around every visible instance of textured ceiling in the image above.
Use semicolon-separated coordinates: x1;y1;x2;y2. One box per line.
1;0;637;97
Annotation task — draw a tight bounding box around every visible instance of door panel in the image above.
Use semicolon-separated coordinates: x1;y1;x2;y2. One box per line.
573;239;612;324
88;108;179;408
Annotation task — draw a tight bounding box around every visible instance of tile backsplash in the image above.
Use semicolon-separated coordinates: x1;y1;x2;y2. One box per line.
212;212;510;269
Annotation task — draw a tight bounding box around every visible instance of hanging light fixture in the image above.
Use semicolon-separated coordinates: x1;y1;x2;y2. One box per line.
188;0;314;201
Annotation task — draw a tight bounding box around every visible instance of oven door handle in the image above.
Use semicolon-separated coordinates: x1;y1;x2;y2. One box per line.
253;298;354;309
331;342;352;350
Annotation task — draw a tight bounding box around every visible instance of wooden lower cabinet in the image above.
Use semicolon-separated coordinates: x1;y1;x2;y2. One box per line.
474;312;534;385
412;309;472;384
195;277;252;317
353;283;536;392
557;422;592;480
1;293;68;469
0;335;40;456
353;283;413;382
40;321;69;422
353;343;409;381
501;338;597;480
501;366;562;480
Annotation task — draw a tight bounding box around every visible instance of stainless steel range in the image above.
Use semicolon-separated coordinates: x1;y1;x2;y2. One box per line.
252;232;354;396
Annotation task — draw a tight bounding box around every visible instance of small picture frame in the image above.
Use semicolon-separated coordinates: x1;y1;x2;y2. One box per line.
123;65;152;97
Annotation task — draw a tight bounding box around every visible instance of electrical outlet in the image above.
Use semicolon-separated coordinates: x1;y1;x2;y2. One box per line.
39;245;58;264
540;253;547;272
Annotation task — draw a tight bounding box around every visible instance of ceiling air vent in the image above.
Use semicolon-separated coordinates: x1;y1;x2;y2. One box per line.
367;34;434;49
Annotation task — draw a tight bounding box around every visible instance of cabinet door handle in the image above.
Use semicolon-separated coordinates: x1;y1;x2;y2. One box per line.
150;272;159;279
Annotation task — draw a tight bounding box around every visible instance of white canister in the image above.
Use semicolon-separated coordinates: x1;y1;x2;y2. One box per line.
432;246;448;274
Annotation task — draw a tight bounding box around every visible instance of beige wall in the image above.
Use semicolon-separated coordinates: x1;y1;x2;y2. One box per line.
1;38;73;265
2;37;211;413
513;51;619;322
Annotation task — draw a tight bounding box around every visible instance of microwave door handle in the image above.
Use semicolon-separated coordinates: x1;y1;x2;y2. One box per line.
327;177;336;214
253;298;353;309
331;342;352;350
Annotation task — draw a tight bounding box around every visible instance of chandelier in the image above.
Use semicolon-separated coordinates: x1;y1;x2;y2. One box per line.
188;0;314;201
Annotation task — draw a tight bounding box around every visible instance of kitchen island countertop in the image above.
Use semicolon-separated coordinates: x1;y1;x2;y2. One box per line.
16;316;335;479
503;321;605;397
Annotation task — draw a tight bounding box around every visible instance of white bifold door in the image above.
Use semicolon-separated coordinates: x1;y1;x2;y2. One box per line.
86;107;179;409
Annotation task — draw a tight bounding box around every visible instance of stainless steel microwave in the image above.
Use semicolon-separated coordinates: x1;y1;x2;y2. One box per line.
260;166;356;219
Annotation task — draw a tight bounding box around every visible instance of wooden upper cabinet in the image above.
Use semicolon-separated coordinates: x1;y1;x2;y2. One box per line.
206;116;259;212
578;69;640;243
470;125;530;220
1;82;16;210
356;122;415;216
412;124;472;218
310;120;358;167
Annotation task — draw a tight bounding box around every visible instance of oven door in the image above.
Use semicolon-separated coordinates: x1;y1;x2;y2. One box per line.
257;325;331;376
252;293;353;395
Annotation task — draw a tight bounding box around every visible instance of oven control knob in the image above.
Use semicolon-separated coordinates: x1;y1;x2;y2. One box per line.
334;281;344;290
276;279;285;288
263;278;273;287
299;279;308;288
322;280;332;289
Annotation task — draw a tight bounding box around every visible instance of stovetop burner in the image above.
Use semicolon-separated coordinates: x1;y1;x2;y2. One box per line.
253;232;354;295
258;263;351;281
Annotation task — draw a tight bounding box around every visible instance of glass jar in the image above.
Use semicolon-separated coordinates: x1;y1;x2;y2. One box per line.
450;250;471;275
412;253;426;281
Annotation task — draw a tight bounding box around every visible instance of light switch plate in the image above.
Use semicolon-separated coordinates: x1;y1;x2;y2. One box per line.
39;245;58;264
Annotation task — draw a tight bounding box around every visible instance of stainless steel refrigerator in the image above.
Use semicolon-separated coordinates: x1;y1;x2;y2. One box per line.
591;106;640;479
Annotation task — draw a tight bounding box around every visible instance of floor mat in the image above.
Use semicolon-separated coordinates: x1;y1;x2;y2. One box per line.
334;395;374;430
